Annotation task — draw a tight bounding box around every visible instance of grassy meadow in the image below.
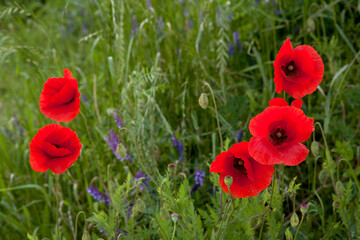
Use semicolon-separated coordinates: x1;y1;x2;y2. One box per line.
0;0;360;239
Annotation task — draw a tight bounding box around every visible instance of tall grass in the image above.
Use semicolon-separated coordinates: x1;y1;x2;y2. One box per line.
0;0;359;239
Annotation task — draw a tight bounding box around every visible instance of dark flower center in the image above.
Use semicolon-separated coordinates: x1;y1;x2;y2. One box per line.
233;158;247;174
269;128;288;146
53;144;61;148
281;60;297;77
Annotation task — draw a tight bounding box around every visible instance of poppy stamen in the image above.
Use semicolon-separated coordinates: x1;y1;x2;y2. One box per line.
233;158;247;174
269;128;288;146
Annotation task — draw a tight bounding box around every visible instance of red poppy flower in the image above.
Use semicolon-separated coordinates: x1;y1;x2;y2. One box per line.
40;69;80;122
29;124;82;174
210;142;274;198
249;98;314;166
274;37;324;98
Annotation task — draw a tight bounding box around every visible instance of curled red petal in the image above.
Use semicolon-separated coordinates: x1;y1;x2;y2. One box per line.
291;98;303;108
269;98;288;107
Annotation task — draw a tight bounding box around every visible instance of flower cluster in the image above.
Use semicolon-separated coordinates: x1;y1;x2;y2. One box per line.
171;135;184;162
210;37;323;198
134;171;150;190
105;129;132;162
29;69;82;174
86;185;110;205
192;169;205;192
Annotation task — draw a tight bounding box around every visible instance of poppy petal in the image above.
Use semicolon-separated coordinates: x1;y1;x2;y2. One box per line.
269;98;288;107
291;98;303;108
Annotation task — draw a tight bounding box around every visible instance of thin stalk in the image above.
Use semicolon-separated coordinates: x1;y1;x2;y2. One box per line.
118;127;159;188
74;211;86;240
294;214;305;240
55;174;60;240
204;82;223;151
171;222;177;240
142;183;169;240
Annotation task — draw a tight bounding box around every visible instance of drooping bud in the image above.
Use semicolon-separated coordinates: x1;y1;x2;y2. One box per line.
290;212;299;227
198;93;209;109
300;204;309;215
318;170;328;185
116;143;127;159
311;141;320;158
171;213;179;223
168;163;176;172
335;181;345;196
224;175;233;187
178;172;187;179
332;200;340;208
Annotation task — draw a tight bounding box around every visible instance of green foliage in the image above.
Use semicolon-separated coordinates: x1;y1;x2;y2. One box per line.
0;0;360;239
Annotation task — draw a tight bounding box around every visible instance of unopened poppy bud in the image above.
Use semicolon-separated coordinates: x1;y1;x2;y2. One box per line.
311;141;320;158
168;163;175;172
290;212;299;227
198;93;209;109
335;181;345;196
116;143;127;159
300;204;309;215
171;213;179;223
82;230;91;240
318;170;327;185
224;175;233;187
332;200;340;208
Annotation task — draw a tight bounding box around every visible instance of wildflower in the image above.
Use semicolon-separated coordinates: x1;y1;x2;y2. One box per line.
80;93;89;104
146;0;152;9
171;213;179;223
273;37;324;98
29;124;82;174
86;185;109;205
210;142;274;198
233;130;243;143
248;98;314;166
105;129;132;162
113;113;124;128
194;169;205;187
228;43;235;57
134;171;150;190
171;135;184;162
192;168;205;192
39;69;80;122
233;31;242;52
157;16;164;31
132;16;138;36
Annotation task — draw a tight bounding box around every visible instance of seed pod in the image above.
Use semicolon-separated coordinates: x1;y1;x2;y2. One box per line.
224;175;233;187
198;93;209;109
318;170;328;185
332;200;340;208
311;141;320;158
168;163;176;172
335;181;345;196
290;212;299;227
116;143;127;159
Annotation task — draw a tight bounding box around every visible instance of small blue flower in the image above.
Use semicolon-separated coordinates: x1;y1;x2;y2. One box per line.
80;93;89;104
233;31;242;53
195;169;205;186
228;43;235;57
134;171;150;190
132;16;138;36
105;129;132;162
113;113;124;128
146;0;152;9
86;185;109;205
233;130;244;143
171;135;184;162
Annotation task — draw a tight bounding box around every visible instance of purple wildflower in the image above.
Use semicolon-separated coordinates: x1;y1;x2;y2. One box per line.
132;16;138;36
113;113;124;128
187;18;193;28
125;200;134;219
233;130;244;143
295;25;299;35
157;16;164;31
195;169;205;186
228;43;235;57
87;185;109;205
80;93;89;104
171;135;184;162
134;171;150;190
233;31;242;53
254;0;259;5
82;23;88;34
228;13;233;22
274;8;281;15
146;0;152;9
105;129;132;162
